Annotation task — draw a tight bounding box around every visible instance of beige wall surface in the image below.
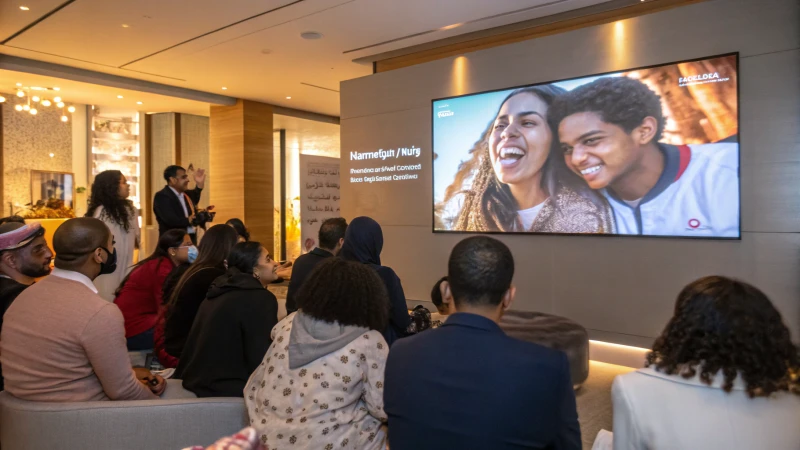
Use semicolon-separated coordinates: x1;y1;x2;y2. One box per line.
340;0;800;347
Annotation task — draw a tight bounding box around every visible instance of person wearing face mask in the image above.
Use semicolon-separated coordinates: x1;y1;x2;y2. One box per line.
0;218;166;401
176;241;279;397
0;222;53;391
113;229;195;351
439;85;614;233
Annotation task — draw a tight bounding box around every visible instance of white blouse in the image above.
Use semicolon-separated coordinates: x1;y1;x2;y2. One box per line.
244;314;389;450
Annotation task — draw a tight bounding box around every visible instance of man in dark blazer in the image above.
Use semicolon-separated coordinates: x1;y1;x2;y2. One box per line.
285;217;347;314
384;236;581;450
153;165;209;244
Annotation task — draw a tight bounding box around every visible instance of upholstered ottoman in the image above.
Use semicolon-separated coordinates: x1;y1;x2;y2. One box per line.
499;310;589;387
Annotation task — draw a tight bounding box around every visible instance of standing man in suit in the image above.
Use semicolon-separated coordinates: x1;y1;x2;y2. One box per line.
285;217;347;314
384;236;581;450
153;165;210;244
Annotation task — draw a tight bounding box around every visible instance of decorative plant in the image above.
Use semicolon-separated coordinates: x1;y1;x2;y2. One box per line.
18;198;76;219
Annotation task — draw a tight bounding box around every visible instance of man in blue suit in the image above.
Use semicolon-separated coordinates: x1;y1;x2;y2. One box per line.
384;236;581;450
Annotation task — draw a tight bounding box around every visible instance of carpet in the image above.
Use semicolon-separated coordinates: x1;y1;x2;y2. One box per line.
576;361;636;449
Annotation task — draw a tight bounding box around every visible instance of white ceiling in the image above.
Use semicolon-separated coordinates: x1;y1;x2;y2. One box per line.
0;0;612;117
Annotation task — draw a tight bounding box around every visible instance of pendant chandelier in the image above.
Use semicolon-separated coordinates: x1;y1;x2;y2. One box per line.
0;85;76;122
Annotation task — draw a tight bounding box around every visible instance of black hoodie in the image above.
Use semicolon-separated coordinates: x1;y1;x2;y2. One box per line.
176;268;278;397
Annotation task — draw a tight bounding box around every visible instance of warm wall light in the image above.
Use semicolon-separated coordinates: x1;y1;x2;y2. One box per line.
589;340;650;368
452;56;469;96
0;96;5;103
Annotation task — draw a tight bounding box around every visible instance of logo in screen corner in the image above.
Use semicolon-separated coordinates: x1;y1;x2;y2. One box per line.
437;110;454;118
688;219;701;229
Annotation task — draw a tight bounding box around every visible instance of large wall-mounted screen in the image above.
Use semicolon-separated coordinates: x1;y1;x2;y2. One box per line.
433;53;739;239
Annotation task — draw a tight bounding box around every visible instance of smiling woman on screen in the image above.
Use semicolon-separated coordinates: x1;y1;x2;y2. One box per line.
438;85;614;234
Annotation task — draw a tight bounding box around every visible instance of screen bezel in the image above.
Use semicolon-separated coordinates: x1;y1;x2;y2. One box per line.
430;51;741;240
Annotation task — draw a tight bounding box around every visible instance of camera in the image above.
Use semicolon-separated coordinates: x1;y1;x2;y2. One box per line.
192;208;216;228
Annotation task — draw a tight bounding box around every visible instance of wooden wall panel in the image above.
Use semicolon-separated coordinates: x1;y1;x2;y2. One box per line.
210;100;274;251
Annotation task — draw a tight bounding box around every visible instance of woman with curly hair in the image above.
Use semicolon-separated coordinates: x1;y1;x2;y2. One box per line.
438;85;614;233
611;276;799;449
245;257;390;450
86;170;139;300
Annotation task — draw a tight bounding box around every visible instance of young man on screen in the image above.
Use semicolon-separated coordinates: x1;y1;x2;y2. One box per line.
549;77;739;237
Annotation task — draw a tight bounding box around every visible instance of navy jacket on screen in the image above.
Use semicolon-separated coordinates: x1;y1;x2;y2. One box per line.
384;313;581;450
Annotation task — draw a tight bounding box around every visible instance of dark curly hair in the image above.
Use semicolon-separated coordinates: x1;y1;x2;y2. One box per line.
296;258;389;331
548;76;665;143
226;218;250;242
86;170;133;231
646;276;799;398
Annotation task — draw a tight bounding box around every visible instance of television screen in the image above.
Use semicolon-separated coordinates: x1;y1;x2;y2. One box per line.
432;53;739;239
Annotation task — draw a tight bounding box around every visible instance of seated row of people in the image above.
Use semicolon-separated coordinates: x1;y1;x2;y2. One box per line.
0;216;796;450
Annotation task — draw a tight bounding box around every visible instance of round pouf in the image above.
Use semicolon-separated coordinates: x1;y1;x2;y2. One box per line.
499;310;589;388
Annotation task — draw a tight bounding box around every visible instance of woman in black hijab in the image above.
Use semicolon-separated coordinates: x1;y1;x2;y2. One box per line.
339;216;411;346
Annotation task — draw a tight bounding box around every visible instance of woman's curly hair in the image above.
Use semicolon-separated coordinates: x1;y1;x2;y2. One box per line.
295;258;389;331
86;170;133;231
646;276;799;397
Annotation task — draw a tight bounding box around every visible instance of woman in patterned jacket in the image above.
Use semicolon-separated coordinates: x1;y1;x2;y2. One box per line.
244;258;390;450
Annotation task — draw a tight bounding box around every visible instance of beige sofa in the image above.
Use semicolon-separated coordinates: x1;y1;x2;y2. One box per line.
0;380;248;450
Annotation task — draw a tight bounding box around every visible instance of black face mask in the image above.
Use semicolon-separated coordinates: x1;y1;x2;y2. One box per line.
98;247;117;275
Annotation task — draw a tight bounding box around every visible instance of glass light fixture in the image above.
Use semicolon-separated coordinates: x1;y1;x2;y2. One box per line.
0;96;5;103
41;99;51;106
67;105;76;113
15;104;23;111
53;96;62;103
29;108;38;115
61;115;69;122
23;104;30;111
16;90;24;97
32;95;40;102
57;102;65;108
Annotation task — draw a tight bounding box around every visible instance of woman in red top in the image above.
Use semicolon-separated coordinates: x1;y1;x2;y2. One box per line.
114;229;193;350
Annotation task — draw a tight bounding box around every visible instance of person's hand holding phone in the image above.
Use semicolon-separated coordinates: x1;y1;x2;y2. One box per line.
134;368;167;396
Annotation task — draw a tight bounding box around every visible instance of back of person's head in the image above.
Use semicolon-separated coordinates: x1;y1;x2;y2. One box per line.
296;258;389;330
339;216;383;265
163;165;185;183
431;276;448;314
225;218;250;242
448;236;514;308
227;241;262;274
0;216;26;226
318;217;347;252
168;224;237;307
647;276;799;397
52;217;111;271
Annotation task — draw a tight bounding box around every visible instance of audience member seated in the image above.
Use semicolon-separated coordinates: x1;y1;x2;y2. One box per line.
226;218;250;243
430;276;451;316
339;216;411;346
611;276;800;450
114;229;193;351
286;217;347;314
176;242;279;397
154;262;190;368
384;236;580;450
0;222;53;390
164;224;238;359
0;217;165;401
245;258;390;449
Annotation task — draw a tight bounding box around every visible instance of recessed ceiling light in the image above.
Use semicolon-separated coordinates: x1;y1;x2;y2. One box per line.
122;24;130;28
286;96;291;99
136;101;143;105
15;82;22;87
300;31;323;40
222;87;227;90
53;87;60;91
261;49;272;55
117;95;124;99
19;6;30;11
